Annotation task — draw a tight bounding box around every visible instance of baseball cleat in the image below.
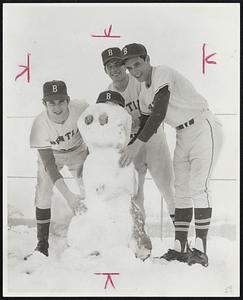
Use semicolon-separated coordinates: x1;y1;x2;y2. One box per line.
160;249;190;263
24;246;48;260
187;248;208;267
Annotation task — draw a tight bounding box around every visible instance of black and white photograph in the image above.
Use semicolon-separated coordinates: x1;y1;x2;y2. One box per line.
3;3;240;297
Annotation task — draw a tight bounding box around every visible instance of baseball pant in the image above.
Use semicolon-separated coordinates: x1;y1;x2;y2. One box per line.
133;127;175;215
131;126;175;251
146;127;175;215
173;109;223;208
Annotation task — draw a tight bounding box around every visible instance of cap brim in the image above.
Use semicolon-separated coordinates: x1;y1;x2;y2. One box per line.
122;53;147;62
43;94;69;101
104;56;123;65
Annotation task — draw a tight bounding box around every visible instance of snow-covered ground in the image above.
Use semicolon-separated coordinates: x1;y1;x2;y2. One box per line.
4;173;240;297
6;222;239;297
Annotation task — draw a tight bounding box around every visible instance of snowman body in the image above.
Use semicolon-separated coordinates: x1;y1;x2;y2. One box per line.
67;103;138;256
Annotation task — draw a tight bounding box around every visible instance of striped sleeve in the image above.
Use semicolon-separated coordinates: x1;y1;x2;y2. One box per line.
153;66;173;95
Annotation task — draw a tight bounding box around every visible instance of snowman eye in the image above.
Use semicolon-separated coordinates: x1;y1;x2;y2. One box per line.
85;114;94;125
99;113;109;126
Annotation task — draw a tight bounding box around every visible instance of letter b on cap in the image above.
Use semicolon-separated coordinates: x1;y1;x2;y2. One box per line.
108;49;113;56
123;48;128;55
52;85;58;93
106;92;111;100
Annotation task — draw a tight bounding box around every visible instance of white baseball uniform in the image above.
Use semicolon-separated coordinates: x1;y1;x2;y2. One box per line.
139;66;223;208
30;99;89;208
109;73;175;215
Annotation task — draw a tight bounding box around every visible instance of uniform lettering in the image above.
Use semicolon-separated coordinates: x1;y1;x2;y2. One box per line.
106;92;111;100
132;100;138;110
65;132;71;140
108;49;113;56
126;102;133;112
50;129;79;145
56;136;65;144
126;100;140;112
52;85;58;93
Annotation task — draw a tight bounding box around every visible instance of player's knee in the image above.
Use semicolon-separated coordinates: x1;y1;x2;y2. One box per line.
193;195;212;208
35;198;52;209
175;196;193;208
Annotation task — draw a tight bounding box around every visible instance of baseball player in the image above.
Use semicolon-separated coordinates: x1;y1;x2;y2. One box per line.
120;43;223;267
101;47;175;260
27;80;89;259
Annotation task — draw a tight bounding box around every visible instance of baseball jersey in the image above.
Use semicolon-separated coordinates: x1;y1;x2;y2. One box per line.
108;73;141;136
139;66;209;128
30;100;89;151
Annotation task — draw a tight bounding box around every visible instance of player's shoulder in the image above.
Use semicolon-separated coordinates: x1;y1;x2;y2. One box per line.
30;111;49;138
31;111;47;128
70;99;89;113
152;65;175;86
154;65;174;75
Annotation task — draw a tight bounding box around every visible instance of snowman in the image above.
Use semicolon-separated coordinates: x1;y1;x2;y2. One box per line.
66;91;138;258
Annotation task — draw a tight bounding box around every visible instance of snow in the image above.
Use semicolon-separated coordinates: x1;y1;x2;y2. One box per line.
66;102;137;256
6;225;239;297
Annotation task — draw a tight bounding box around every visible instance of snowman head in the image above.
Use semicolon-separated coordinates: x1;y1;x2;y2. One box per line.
79;102;127;151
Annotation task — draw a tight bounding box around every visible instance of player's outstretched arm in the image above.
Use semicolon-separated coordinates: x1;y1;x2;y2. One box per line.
38;149;85;214
137;85;170;143
119;86;170;167
55;178;85;214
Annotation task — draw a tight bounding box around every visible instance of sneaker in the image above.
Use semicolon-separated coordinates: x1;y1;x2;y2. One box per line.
160;249;190;263
187;248;208;267
35;245;49;257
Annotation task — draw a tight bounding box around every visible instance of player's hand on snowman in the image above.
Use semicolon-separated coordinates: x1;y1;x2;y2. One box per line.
119;139;145;167
67;193;87;215
74;199;88;216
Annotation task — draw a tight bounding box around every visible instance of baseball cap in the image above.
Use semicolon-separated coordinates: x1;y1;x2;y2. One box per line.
96;90;125;108
121;43;147;61
102;47;123;66
42;80;69;102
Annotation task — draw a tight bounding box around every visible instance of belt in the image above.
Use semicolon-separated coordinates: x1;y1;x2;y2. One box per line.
53;144;82;153
176;118;194;130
